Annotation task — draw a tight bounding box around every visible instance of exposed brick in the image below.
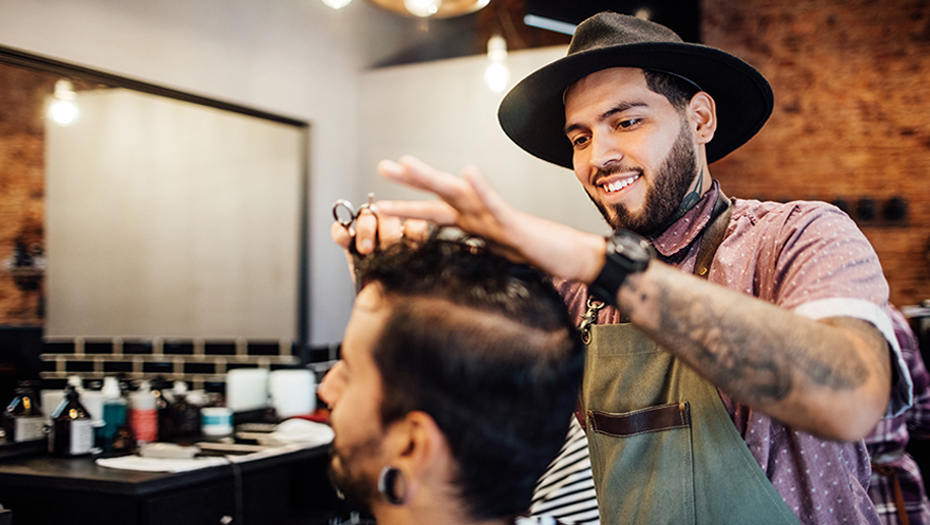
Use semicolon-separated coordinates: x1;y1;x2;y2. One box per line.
704;0;930;307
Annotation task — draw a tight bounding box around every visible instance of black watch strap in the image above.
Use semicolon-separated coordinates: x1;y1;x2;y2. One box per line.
588;233;653;306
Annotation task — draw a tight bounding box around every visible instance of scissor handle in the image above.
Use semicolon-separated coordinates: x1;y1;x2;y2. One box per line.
332;199;356;229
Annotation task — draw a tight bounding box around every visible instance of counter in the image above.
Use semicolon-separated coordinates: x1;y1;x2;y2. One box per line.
0;443;347;525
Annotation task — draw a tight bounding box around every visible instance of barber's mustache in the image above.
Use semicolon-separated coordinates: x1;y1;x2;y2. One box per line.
592;164;644;187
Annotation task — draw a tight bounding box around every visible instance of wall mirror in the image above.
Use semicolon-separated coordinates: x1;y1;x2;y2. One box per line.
0;45;310;385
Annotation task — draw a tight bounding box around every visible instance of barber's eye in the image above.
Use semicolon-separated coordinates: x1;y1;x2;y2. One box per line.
571;135;589;148
617;118;640;129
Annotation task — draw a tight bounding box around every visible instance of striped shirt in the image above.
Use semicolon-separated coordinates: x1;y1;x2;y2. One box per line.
530;417;599;524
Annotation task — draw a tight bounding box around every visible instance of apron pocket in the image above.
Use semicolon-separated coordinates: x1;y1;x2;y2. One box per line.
586;403;695;525
589;402;690;437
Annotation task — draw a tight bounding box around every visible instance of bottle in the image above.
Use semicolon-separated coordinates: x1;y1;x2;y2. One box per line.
130;381;158;446
49;385;95;456
100;377;127;451
160;381;200;440
2;382;45;443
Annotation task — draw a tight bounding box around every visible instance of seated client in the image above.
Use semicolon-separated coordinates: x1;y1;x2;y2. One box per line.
318;233;585;525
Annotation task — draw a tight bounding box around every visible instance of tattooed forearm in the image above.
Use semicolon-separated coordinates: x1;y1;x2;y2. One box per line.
623;265;875;408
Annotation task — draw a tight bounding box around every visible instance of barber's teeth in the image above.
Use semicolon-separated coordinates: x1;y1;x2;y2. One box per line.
603;175;640;193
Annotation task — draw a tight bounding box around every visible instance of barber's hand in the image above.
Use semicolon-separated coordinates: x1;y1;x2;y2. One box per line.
374;155;607;283
329;206;432;282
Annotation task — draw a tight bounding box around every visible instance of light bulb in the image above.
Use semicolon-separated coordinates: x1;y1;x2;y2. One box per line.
321;0;352;8
484;62;510;92
484;35;509;92
404;0;441;17
48;79;79;126
487;35;507;62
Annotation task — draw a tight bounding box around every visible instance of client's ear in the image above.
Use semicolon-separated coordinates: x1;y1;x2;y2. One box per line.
383;410;450;503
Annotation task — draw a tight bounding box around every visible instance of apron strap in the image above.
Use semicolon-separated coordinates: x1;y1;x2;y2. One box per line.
574;190;735;431
694;191;733;279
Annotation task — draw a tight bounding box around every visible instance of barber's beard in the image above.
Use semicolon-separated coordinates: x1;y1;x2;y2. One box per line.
327;436;383;513
587;121;698;236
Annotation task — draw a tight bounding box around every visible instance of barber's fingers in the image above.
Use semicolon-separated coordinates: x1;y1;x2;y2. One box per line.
353;208;379;254
375;210;404;248
377;199;459;225
329;221;357;280
330;220;353;249
378;156;478;212
462;165;514;221
401;219;432;242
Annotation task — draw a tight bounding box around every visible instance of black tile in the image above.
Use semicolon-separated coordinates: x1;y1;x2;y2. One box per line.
103;361;133;373
226;363;258;372
247;342;279;356
184;362;215;375
123;341;154;355
163;341;194;355
40;360;58;372
205;342;236;356
44;341;75;354
65;361;94;373
307;346;338;363
84;341;114;354
42;378;67;390
203;381;225;395
143;361;174;375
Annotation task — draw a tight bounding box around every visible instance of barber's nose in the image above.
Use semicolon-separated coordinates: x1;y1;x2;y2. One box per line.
589;134;623;171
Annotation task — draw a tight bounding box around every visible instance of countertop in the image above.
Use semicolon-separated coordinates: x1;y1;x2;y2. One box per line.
0;441;329;496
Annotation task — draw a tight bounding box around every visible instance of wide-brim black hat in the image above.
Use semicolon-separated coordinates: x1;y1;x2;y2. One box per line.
498;12;774;168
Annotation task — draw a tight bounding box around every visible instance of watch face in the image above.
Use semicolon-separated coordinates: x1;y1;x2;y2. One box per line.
613;231;653;261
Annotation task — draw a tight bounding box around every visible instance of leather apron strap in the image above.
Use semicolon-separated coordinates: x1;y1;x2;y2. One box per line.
580;192;799;524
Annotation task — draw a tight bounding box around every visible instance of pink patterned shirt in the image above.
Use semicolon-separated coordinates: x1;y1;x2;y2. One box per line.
556;181;912;525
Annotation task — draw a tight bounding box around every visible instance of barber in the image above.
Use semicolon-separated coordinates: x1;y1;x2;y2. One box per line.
333;12;913;525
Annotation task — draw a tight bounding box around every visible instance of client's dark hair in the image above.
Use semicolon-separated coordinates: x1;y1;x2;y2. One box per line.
356;231;584;521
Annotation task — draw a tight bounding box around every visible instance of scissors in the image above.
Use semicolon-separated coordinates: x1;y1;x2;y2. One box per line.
331;192;377;292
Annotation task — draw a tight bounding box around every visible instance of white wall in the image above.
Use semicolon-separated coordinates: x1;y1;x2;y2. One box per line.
358;47;607;235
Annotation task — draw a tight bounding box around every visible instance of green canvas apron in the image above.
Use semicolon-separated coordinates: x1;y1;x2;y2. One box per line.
580;195;799;525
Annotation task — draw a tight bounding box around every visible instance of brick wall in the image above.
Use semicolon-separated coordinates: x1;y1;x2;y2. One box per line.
703;0;930;307
0;66;49;326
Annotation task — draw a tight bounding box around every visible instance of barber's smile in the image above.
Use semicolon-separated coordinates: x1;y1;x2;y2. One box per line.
597;172;642;200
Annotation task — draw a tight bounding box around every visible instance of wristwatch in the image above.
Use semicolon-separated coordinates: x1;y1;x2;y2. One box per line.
588;230;655;306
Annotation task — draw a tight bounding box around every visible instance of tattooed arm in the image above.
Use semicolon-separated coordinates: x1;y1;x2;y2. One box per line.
617;262;891;442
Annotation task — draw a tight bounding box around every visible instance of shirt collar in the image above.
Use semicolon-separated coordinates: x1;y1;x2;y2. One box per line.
647;180;721;259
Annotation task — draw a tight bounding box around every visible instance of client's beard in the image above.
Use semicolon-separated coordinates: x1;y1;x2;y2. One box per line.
588;120;698;236
327;439;382;514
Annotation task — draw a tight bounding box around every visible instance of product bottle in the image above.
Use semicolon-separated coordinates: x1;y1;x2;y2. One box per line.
159;381;200;440
1;381;45;443
49;385;95;456
100;376;127;451
130;380;158;446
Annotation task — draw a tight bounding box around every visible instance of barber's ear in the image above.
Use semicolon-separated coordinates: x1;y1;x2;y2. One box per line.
688;92;717;145
383;411;449;502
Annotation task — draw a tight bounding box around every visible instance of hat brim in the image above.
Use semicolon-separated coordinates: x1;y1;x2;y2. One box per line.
498;42;774;169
